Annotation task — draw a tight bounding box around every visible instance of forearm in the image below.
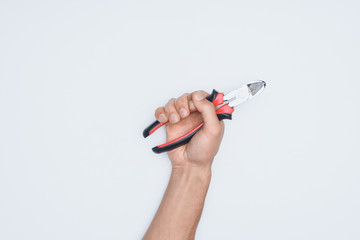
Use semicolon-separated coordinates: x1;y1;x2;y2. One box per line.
143;164;212;240
144;90;223;239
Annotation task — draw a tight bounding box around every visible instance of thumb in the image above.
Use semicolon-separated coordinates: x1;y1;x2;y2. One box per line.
192;91;221;131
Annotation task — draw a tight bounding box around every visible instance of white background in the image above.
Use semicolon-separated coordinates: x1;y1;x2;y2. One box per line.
1;0;359;239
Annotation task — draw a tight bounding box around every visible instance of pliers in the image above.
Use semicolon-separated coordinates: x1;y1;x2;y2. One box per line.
143;80;266;154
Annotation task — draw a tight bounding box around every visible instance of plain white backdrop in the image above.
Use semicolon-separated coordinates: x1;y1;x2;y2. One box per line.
1;0;359;239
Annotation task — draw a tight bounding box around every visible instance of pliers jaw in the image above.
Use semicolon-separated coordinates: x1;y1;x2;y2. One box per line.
224;80;266;108
248;80;266;98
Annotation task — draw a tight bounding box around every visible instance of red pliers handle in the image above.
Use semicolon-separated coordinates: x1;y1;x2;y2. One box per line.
143;90;234;154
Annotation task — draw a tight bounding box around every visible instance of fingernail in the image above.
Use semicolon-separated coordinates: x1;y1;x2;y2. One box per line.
179;108;188;117
159;113;167;122
189;100;195;110
194;91;204;101
170;113;179;123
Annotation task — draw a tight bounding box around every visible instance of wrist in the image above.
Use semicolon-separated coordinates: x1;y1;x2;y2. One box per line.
171;162;212;180
169;152;213;172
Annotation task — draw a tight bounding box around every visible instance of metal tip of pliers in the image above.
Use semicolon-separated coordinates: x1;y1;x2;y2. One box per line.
247;80;266;97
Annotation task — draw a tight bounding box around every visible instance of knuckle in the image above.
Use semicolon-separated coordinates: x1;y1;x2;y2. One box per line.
179;93;189;101
155;107;168;122
175;97;188;109
199;90;210;97
168;98;176;105
155;107;164;116
179;93;189;98
191;91;199;98
156;106;164;112
165;98;176;109
165;106;176;115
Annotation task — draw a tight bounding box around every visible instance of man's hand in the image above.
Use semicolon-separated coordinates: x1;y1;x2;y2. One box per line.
154;91;225;169
144;91;225;240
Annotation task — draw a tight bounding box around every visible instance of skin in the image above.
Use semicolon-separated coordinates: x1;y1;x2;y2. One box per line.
143;91;225;240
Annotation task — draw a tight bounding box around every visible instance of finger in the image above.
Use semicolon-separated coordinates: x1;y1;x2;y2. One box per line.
189;91;208;112
191;90;222;135
175;93;190;119
164;98;180;124
155;107;168;123
188;98;196;112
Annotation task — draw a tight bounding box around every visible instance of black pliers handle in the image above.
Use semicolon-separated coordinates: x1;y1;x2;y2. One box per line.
143;90;234;154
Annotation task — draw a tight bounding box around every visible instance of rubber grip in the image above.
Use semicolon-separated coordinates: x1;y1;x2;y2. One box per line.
207;89;224;106
152;122;204;154
217;113;232;120
206;89;219;102
216;104;234;121
143;120;166;138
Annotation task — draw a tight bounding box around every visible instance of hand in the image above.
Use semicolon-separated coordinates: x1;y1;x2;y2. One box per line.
155;91;225;170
